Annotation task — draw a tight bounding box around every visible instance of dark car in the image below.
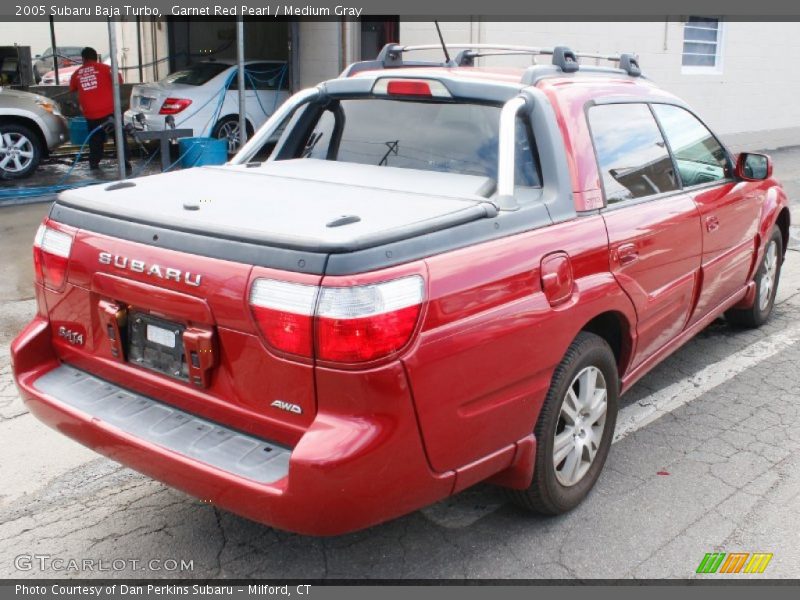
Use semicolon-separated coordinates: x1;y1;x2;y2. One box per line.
33;46;83;80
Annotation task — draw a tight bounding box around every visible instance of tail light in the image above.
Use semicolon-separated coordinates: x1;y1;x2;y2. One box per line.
33;222;74;291
159;98;192;115
316;277;424;362
249;275;425;364
250;279;318;357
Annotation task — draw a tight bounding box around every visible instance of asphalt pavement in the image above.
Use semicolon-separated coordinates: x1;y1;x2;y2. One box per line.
1;148;800;579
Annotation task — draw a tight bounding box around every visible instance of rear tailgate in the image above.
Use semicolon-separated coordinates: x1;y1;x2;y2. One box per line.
40;223;319;447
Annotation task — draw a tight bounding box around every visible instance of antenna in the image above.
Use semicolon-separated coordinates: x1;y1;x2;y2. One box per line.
434;21;451;64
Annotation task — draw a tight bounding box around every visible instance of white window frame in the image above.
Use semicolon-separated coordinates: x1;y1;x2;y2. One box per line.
681;17;724;75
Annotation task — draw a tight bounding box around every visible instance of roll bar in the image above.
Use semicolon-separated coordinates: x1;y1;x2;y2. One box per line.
230;87;322;165
497;96;530;210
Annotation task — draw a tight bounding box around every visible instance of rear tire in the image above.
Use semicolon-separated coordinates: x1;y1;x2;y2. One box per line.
726;226;783;328
507;332;619;515
0;123;42;180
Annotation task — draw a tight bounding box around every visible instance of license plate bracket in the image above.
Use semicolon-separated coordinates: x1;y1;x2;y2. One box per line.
127;311;187;380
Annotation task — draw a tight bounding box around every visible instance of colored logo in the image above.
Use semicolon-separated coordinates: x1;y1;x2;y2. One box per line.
696;552;773;574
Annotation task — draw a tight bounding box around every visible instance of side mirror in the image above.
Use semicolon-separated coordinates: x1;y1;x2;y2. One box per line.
736;152;772;181
34;54;41;59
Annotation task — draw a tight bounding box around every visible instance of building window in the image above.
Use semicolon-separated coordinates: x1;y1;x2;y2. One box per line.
682;17;723;73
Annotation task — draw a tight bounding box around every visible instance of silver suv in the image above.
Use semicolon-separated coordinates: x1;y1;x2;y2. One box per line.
0;87;69;180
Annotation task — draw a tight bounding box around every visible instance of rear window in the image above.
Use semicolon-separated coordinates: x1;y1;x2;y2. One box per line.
301;99;540;186
164;63;229;86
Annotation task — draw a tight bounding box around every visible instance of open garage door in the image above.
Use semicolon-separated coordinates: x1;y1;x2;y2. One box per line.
167;18;290;83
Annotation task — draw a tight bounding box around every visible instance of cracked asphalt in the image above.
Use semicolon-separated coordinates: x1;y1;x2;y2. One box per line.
2;148;800;580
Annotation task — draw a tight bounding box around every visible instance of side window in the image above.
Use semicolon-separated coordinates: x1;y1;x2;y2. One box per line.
652;104;729;186
588;103;679;204
589;104;678;204
227;75;253;91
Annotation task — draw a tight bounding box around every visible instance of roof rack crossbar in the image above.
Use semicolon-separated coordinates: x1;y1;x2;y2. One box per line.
356;43;642;78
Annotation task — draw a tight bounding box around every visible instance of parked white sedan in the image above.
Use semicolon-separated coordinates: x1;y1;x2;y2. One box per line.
124;60;289;153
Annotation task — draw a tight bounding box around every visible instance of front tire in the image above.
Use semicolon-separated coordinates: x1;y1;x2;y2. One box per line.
507;332;619;515
0;123;42;180
726;226;783;328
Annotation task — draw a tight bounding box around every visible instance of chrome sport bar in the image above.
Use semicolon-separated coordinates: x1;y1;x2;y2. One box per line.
230;86;322;165
496;95;530;209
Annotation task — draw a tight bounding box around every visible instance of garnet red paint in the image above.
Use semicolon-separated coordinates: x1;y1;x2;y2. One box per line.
11;65;791;536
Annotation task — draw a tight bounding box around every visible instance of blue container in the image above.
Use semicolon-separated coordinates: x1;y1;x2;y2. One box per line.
177;137;228;169
69;117;89;146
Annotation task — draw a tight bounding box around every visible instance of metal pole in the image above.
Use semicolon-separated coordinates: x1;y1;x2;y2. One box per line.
49;15;59;85
236;17;247;149
108;19;127;180
136;16;144;83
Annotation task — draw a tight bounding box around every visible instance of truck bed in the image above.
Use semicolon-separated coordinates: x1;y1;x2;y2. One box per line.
56;159;498;253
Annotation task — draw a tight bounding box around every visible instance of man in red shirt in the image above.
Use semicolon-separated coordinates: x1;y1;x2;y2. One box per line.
70;47;130;172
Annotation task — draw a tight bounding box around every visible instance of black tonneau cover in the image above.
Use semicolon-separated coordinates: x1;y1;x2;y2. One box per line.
56;159;497;253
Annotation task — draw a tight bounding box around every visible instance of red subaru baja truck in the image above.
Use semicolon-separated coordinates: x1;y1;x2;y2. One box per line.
11;45;790;535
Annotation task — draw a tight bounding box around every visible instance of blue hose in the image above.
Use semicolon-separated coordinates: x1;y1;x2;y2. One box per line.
245;64;288;117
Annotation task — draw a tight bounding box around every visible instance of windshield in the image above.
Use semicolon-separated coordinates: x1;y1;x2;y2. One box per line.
164;63;229;86
301;99;540;186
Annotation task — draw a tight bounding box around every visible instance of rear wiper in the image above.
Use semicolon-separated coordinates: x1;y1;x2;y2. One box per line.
378;140;399;166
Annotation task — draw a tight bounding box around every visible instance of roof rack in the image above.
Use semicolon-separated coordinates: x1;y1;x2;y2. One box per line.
341;43;641;79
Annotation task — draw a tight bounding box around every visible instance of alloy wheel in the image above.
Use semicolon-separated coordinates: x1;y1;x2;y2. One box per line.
216;121;243;154
0;132;35;174
759;239;779;312
553;366;608;487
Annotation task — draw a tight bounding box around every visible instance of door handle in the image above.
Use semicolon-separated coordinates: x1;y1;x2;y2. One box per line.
615;243;639;266
706;216;720;233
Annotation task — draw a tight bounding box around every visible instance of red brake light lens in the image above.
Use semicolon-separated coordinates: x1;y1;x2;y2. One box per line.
373;78;452;98
386;80;433;97
316;276;425;363
250;279;318;358
159;98;192;115
249;275;425;364
33;222;74;291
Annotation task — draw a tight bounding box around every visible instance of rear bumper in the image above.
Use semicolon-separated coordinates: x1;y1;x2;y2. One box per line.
11;317;453;536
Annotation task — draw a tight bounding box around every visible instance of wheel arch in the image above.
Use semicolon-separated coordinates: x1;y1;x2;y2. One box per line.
776;206;791;260
579;310;634;380
0;115;47;156
214;114;255;134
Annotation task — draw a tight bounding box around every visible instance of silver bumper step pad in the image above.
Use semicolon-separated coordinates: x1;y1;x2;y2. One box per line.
34;364;291;484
